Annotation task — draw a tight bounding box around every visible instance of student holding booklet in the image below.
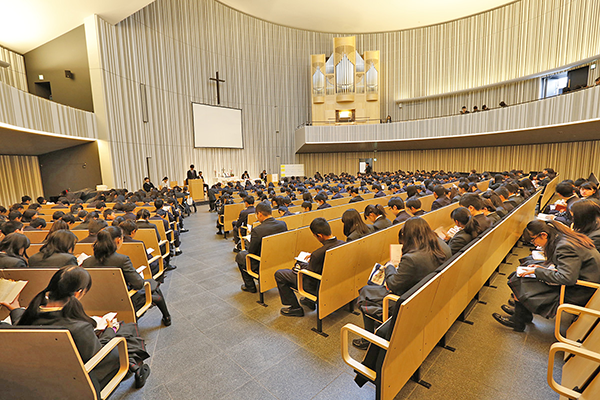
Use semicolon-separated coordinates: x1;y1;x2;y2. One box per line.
354;217;451;349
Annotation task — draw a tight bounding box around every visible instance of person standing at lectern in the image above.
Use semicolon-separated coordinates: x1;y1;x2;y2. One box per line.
186;164;198;185
365;163;372;175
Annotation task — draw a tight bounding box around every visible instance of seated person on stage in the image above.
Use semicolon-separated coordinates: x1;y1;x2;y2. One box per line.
405;198;425;217
314;194;331;209
82;226;172;326
9;266;151;392
364;204;392;231
388;197;411;225
29;230;78;268
354;217;452;349
342;209;373;242
459;194;492;232
79;219;108;243
493;220;600;332
0;233;30;268
274;218;344;316
233;195;256;247
348;187;364;203
235;202;287;293
119;219;160;277
431;185;451;210
301;201;312;212
143;177;155;192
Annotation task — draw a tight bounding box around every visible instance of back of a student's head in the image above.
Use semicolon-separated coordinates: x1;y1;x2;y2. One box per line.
8;210;22;221
119;219;138;236
310;217;332;237
314;193;327;203
61;213;76;225
406;198;421;210
0;232;30;256
556;181;575;197
93;226;123;263
433;185;447;198
301;201;312;211
136;209;151;220
30;218;47;229
89;219;108;235
494;186;510;199
1;220;23;236
459;193;484;210
22;209;37;222
388;197;405;210
451;207;471;226
405;185;418;198
255;202;272;216
41;230;78;257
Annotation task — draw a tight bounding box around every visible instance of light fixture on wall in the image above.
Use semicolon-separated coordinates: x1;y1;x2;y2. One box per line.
0;60;10;68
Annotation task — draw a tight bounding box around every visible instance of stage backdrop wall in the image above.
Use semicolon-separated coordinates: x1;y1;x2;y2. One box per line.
82;0;600;190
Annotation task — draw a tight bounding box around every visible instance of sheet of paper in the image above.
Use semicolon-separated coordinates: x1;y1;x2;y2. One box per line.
434;226;448;240
0;278;28;304
295;251;311;263
531;250;545;261
389;244;403;265
369;263;386;286
516;266;536;278
136;265;147;277
146;247;155;254
77;253;91;266
536;213;554;221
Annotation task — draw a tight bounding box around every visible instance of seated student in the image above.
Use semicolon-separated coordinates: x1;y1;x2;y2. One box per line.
494;186;515;212
493;220;600;332
342;209;374;242
405;185;419;200
21;209;38;223
388;197;411;224
482;190;508;217
572;199;600;249
0;206;8;222
8;210;23;223
79;219;108;243
77;210;89;222
61;213;77;228
580;181;600;200
373;184;386;198
354;217;452;349
431;185;451;210
82;226;172;326
51;200;70;209
73;212;100;231
406;198;425;217
543;181;578;225
29;230;78;268
446;207;475;255
481;198;501;224
348;187;364;203
23;217;47;231
12;266;151;391
103;209;116;222
459;193;492;230
233;196;256;246
301;201;313;212
1;220;24;237
274;218;344;316
302;192;314;204
44;220;70;241
452;182;470;202
277;206;294;217
505;182;524;205
364;204;392;230
0;233;30;268
119;219;160;277
314;193;331;209
122;203;137;220
235;203;288;293
330;187;342;199
21;195;32;206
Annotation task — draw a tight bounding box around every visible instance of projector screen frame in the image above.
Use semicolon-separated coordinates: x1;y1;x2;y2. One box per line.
191;102;244;149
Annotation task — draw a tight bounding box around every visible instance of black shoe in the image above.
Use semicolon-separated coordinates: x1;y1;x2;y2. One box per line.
241;284;257;293
300;297;317;310
162;315;172;326
217;230;223;235
135;364;151;388
165;265;177;271
180;229;189;233
280;306;304;317
352;338;369;350
174;250;183;256
501;304;515;315
492;313;525;332
233;247;240;253
508;298;515;307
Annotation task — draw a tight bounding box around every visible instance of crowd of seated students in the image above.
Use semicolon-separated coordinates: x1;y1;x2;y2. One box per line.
0;183;197;393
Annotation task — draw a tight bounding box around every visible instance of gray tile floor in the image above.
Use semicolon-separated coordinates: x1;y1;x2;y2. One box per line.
112;205;561;399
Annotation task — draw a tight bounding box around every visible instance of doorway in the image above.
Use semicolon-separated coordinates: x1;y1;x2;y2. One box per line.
359;158;373;174
34;81;52;100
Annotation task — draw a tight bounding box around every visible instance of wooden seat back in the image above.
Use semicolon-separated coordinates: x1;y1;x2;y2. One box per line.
539;175;560;210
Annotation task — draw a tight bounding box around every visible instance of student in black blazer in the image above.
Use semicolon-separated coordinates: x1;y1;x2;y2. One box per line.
348;187;364;203
406;198;426;217
315;193;332;209
431;185;451;210
388;197;411;225
0;233;30;268
14;266;151;391
364;204;391;231
29;230;78;268
235;203;288;292
233;196;256;246
459;194;492;233
446;207;474;255
342;209;374;242
81;226;172;326
354;217;451;349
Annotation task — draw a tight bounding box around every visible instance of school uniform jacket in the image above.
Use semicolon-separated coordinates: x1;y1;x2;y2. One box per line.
28;252;77;268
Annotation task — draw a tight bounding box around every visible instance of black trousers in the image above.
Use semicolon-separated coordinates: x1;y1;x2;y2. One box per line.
274;269;301;309
511;301;533;326
236;250;257;288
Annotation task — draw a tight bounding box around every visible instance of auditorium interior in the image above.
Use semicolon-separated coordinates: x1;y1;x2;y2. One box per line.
1;0;600;399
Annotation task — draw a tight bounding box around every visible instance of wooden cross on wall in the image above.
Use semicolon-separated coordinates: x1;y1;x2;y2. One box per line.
209;71;225;105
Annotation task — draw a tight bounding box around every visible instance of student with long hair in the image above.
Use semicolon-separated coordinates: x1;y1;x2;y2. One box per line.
342;209;373;242
0;232;30;268
13;266;151;392
364;204;392;231
354;217;451;349
580;181;600;200
493;220;600;331
81;226;172;326
571;198;600;248
29;230;78;267
44;220;70;241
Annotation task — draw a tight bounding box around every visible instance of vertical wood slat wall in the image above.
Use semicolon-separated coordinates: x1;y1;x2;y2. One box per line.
0;155;44;207
89;0;600;188
0;46;27;92
297;140;600;182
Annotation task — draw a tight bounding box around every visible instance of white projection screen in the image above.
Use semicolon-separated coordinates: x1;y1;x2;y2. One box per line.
192;103;243;149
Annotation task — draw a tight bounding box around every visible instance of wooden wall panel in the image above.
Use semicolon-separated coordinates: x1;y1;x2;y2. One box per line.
86;0;600;188
0;46;27;92
297;140;600;181
0;155;44;207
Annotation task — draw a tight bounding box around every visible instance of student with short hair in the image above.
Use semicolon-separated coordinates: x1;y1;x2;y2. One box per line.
364;204;392;230
406;198;425;216
388;197;411;224
314;193;331;209
431;185;451;210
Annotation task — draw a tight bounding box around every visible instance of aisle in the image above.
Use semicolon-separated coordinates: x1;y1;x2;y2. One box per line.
113;206;559;400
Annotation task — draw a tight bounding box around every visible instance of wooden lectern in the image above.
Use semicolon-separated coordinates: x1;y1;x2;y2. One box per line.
188;179;205;201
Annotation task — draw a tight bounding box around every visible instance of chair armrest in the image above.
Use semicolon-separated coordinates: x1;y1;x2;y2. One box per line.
128;282;152;318
382;294;400;321
245;253;261;279
341;323;390;382
555;303;600;347
560;279;600;304
148;255;161;264
297;269;322;302
548;342;600;399
85;336;129;400
165;229;173;236
158;240;168;247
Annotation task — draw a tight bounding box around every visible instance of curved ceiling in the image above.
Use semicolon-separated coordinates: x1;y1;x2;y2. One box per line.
217;0;518;33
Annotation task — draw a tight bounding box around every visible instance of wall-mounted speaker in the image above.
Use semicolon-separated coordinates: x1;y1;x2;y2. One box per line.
65;70;74;79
